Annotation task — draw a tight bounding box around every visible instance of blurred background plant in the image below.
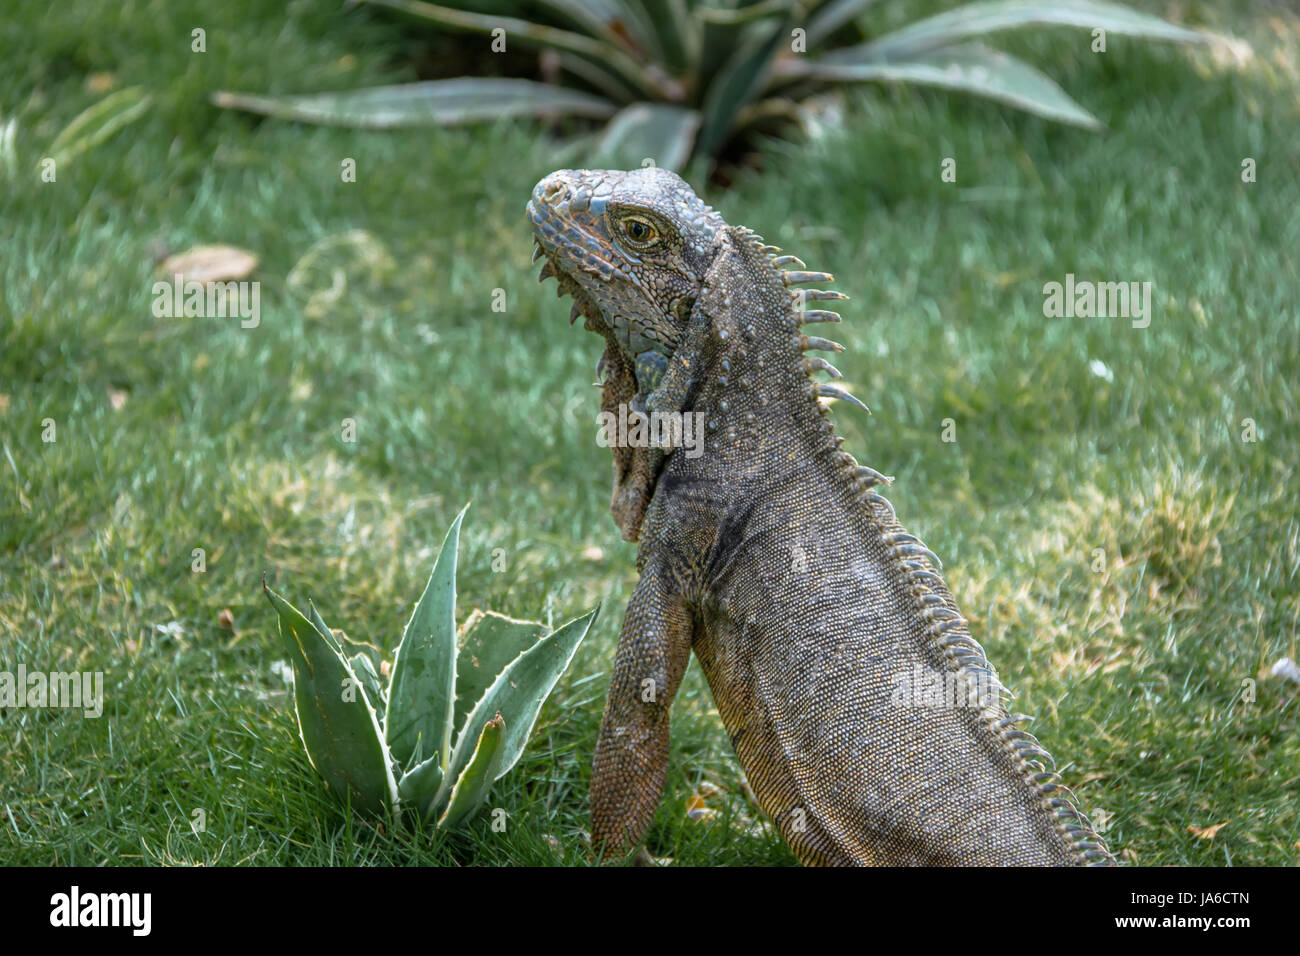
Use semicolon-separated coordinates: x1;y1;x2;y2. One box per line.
214;0;1210;175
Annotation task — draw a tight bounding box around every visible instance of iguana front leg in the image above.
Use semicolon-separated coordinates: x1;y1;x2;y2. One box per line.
590;563;693;861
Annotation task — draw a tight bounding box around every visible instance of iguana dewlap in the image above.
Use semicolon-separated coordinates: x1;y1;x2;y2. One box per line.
528;167;1113;866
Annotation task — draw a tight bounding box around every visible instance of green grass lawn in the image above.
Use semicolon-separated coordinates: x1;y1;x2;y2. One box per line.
1;0;1297;866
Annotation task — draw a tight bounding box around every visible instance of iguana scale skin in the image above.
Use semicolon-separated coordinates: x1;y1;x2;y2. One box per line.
528;167;1114;866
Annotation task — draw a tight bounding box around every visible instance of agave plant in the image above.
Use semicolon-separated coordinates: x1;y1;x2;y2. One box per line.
214;0;1208;170
263;504;597;827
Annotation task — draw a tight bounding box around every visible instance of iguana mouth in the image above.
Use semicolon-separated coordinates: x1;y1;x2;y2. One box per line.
529;244;655;365
530;240;618;372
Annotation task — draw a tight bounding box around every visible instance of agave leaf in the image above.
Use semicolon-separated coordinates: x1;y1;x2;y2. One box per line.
536;0;664;63
307;601;343;655
337;630;386;670
541;0;686;102
806;0;889;46
357;0;665;98
349;652;387;714
397;749;445;818
696;0;794;26
859;0;1205;59
438;608;598;806
385;505;468;770
212;79;616;129
593;103;701;171
661;0;699;72
48;87;152;167
695;10;794;161
264;583;397;815
806;0;883;46
437;714;506;828
730;95;805;140
801;42;1104;130
306;602;388;710
694;2;781;100
454;610;548;735
556;52;643;105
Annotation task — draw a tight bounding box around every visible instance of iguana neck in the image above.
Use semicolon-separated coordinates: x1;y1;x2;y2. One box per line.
689;228;860;493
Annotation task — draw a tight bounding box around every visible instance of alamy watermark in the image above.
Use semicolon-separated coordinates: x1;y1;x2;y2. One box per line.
1043;273;1153;328
50;886;150;936
597;403;704;459
890;663;998;710
0;665;104;718
152;274;260;328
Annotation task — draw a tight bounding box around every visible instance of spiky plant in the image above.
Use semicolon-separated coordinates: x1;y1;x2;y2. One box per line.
214;0;1209;170
263;505;597;828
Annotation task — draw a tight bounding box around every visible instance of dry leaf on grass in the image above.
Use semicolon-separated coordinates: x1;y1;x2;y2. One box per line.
685;782;720;822
86;72;116;94
158;245;258;283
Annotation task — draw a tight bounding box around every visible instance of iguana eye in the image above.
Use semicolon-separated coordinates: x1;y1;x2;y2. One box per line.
621;217;658;245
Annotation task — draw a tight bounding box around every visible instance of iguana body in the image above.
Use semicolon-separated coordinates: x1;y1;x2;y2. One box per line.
528;168;1113;865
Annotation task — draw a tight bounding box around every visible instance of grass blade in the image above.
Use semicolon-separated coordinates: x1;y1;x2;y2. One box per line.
48;87;152;167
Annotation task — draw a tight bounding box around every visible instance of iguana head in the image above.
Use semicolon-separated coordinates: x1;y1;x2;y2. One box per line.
528;168;726;540
527;167;724;386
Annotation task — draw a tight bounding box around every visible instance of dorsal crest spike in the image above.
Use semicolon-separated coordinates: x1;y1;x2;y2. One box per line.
782;270;835;287
802;356;842;379
796;310;842;326
814;383;870;414
852;465;893;486
800;334;844;353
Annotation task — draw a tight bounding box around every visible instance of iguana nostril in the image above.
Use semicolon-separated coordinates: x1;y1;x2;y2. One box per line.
542;181;567;205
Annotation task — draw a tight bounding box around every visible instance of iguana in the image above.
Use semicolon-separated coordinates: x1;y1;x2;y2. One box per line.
527;167;1114;866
